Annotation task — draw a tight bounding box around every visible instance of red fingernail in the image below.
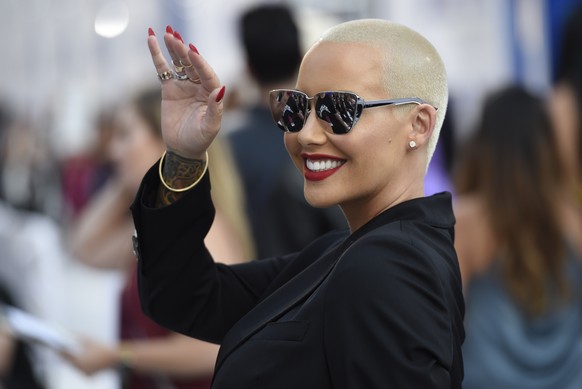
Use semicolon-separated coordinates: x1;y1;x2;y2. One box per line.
216;86;226;103
148;27;155;36
166;25;173;34
189;43;199;55
173;31;184;43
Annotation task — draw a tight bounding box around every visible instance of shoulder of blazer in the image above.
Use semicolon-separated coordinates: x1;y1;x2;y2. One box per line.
319;227;460;387
325;223;455;298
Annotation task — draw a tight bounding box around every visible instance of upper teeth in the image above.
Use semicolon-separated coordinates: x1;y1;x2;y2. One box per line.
306;159;343;172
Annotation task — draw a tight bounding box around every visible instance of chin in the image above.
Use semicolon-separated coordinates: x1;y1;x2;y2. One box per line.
303;189;338;209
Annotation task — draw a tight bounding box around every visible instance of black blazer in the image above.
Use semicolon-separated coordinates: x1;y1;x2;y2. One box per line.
131;164;465;388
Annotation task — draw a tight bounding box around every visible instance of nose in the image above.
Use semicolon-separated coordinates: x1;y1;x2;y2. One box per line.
296;109;328;147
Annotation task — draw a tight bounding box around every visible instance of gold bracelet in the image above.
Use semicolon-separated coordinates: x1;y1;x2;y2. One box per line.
117;344;134;368
158;150;209;193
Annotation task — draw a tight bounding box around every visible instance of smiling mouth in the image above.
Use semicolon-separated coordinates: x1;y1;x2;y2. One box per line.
303;157;346;181
305;158;345;172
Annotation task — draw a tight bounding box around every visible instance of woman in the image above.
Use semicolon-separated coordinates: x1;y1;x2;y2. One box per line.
455;86;582;388
133;20;464;388
65;88;254;388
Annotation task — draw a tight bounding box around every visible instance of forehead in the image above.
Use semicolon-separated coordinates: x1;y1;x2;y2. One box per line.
296;41;385;97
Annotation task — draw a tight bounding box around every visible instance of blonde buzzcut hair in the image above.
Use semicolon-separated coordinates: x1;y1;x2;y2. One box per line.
319;19;448;166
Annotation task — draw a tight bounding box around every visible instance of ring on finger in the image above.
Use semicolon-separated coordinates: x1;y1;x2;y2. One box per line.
172;60;185;73
157;70;173;81
180;60;193;68
188;77;201;84
174;72;189;81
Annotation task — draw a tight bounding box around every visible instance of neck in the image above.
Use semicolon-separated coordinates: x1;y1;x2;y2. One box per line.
342;181;425;232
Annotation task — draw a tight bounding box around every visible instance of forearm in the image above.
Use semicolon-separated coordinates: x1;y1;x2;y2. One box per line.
118;334;218;377
73;220;135;269
133;159;223;339
133;159;291;341
69;181;135;269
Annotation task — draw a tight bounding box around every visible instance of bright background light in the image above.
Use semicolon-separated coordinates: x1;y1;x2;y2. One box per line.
94;1;129;38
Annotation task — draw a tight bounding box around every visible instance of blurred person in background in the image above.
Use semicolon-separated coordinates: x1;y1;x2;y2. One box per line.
549;4;582;203
65;87;254;388
454;85;582;389
226;4;347;258
61;109;115;219
0;109;62;220
0;101;67;388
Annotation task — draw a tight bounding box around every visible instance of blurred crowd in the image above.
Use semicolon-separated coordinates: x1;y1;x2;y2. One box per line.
0;1;582;388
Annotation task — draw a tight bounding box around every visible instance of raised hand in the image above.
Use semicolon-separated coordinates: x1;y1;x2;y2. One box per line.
147;26;225;160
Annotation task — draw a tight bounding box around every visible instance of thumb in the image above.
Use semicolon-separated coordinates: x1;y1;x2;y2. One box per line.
203;85;226;134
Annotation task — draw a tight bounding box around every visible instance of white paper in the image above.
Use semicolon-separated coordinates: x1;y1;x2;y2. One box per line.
1;304;81;355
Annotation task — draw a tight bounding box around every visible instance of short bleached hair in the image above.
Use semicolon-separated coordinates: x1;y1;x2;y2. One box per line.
319;19;448;167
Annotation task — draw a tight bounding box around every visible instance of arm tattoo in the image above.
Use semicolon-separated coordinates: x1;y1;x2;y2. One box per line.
155;151;206;207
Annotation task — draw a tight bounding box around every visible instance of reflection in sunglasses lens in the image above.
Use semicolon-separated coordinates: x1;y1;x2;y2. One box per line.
271;90;360;133
315;92;355;134
283;93;305;132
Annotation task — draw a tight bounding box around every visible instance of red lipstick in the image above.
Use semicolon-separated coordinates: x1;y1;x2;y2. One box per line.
302;153;345;182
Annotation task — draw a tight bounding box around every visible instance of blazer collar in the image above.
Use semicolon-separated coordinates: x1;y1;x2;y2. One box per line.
330;192;455;253
360;192;455;231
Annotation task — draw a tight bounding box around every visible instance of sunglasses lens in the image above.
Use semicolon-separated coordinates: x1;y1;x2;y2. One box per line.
315;92;358;134
269;90;308;132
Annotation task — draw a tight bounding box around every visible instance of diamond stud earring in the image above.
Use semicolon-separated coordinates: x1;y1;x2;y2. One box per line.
409;140;417;149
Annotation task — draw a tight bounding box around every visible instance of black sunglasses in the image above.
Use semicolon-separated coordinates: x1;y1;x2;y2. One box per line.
269;89;436;134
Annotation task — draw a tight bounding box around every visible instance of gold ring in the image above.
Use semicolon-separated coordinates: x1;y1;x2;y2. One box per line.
180;60;193;68
157;70;173;81
172;60;185;73
188;77;201;84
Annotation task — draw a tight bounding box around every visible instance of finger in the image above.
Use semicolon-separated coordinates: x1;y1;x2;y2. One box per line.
147;33;172;79
170;38;202;83
202;86;226;134
187;45;221;89
164;27;186;73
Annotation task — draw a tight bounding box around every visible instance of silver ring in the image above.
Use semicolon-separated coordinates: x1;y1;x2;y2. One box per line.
174;72;189;81
157;70;173;81
188;77;201;84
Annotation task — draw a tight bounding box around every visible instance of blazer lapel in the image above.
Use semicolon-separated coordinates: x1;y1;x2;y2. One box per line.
214;241;347;373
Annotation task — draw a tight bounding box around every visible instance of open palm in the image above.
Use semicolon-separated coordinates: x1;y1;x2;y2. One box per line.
147;27;225;160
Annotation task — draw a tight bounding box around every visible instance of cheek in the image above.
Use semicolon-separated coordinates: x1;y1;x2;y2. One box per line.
122;140;144;170
115;132;158;175
343;127;402;175
284;133;302;167
135;136;164;170
110;137;131;169
362;111;406;151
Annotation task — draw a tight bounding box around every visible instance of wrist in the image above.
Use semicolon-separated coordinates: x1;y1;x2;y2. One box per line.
165;147;206;162
117;343;134;368
159;150;208;192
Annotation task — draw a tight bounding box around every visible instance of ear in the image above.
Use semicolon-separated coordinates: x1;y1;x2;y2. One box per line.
408;104;437;148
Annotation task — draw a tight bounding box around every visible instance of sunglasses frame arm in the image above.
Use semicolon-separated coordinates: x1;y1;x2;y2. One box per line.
362;97;438;111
